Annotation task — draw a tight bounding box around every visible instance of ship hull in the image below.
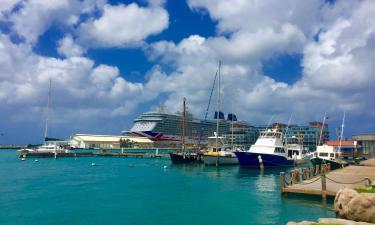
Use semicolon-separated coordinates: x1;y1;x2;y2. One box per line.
234;152;294;167
169;153;201;164
310;157;347;170
202;155;238;165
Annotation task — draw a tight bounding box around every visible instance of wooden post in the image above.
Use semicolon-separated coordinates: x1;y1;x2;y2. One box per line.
296;169;300;183
280;172;285;193
302;168;307;180
321;174;327;199
327;163;331;172
309;167;314;178
316;164;320;176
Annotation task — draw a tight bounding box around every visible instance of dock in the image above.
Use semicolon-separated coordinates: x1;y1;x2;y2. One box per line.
280;158;375;198
18;151;169;159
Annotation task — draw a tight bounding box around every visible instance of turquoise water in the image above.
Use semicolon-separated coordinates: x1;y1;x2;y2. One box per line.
0;150;334;225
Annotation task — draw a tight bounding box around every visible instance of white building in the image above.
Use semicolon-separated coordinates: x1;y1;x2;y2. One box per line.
70;134;154;149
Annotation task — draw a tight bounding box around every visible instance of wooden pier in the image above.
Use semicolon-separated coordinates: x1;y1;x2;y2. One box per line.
18;151;169;159
280;158;375;198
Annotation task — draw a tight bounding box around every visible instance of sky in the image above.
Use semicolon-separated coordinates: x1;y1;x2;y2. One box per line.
1;0;375;144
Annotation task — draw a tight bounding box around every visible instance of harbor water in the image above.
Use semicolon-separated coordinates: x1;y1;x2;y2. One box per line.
0;150;334;225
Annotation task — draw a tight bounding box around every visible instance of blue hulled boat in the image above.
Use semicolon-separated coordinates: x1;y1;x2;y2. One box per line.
234;129;295;167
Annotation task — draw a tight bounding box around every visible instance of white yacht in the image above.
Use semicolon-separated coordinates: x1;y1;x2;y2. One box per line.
234;129;294;167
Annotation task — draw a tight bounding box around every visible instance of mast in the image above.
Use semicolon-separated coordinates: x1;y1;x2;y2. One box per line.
181;98;186;151
215;61;221;152
338;111;346;154
318;112;327;146
44;80;52;142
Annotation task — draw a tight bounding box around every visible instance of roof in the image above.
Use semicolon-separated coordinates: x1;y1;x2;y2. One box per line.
72;134;153;143
326;140;357;147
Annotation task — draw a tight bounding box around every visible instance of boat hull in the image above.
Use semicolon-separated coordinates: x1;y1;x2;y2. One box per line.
169;153;201;164
310;157;347;170
234;152;294;167
202;155;238;165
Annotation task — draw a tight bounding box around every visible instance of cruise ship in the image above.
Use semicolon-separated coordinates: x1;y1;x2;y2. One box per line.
123;109;236;145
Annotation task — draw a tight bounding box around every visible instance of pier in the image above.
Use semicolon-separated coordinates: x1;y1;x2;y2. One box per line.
18;151;169;159
280;158;375;198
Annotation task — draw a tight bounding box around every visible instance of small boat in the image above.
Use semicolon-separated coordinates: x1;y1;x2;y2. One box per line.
310;112;348;170
18;80;71;155
310;145;348;170
201;61;238;166
202;135;238;165
18;142;71;153
235;129;294;167
169;98;201;164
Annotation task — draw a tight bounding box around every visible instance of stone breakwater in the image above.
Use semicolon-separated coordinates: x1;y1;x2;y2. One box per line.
286;218;375;225
334;188;375;223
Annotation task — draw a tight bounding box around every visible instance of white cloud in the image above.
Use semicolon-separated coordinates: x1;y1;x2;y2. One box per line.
57;34;85;57
3;0;106;44
78;3;169;48
144;0;375;126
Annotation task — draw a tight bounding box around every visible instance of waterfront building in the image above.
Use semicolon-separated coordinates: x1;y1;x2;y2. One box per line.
70;134;154;149
352;134;375;157
325;140;363;158
223;121;259;150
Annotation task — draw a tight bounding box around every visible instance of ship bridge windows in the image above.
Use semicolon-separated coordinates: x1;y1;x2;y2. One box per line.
274;147;285;153
319;152;329;157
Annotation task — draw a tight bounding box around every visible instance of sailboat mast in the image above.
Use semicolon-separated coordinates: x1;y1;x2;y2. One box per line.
338;111;346;153
318;112;327;146
44;80;51;142
181;98;186;151
215;61;221;152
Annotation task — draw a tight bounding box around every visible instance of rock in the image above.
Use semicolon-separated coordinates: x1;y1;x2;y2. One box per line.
286;221;314;225
334;188;375;223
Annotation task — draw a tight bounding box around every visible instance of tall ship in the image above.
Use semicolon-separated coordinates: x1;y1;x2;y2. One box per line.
123;106;235;146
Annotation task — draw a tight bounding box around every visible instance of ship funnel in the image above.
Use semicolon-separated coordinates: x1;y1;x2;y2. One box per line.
227;113;237;121
214;111;225;119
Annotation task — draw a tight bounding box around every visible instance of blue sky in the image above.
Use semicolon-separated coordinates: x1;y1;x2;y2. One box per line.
0;0;375;144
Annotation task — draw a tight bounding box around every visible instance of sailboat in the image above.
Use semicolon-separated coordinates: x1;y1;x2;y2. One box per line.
202;61;238;166
169;98;201;164
310;112;348;170
19;80;71;154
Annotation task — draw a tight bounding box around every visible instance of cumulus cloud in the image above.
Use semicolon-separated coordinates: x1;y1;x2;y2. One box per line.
57;34;85;58
1;0;106;44
144;0;375;127
78;3;169;48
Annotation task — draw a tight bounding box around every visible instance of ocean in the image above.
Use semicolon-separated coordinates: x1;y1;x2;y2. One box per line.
0;150;334;225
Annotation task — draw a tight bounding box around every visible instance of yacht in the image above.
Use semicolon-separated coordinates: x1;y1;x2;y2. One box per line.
234;129;294;167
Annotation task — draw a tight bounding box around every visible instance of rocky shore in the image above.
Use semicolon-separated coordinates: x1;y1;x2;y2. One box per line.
286;218;374;225
287;188;375;225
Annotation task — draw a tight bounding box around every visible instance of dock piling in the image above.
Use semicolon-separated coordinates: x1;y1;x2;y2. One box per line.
280;172;285;193
321;174;327;199
302;168;307;180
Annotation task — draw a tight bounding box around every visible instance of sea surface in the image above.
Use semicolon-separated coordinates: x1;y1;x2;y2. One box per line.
0;150;334;225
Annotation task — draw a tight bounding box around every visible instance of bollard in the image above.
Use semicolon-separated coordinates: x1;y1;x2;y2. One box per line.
309;167;314;178
280;172;285;193
302;168;307;180
321;174;327;199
